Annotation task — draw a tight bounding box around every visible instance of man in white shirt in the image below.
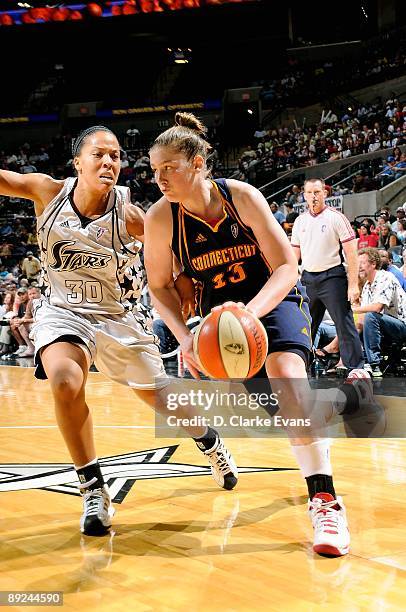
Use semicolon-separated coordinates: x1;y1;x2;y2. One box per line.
291;178;364;371
353;248;406;377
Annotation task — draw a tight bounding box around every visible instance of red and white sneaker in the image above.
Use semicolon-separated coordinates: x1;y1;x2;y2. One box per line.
308;492;350;556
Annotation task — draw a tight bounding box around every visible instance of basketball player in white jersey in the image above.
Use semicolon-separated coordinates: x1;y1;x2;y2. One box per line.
0;126;238;536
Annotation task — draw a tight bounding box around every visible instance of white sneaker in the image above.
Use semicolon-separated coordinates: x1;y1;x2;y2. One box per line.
18;349;35;358
203;436;238;490
80;485;115;536
14;345;28;355
309;492;350;556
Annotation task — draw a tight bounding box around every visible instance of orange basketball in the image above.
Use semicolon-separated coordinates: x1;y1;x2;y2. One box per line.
193;306;268;379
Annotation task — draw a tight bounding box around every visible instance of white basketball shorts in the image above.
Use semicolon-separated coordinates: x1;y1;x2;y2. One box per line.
31;300;168;390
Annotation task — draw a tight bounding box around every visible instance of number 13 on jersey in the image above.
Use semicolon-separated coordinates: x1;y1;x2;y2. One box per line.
212;262;246;290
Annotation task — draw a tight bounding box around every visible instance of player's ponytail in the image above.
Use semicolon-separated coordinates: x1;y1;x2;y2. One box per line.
150;113;212;165
174;112;208;138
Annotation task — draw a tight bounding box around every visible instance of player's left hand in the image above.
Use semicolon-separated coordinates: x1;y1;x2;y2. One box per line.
211;301;246;312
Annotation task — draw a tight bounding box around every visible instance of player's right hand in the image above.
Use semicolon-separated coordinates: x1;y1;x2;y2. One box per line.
179;333;201;379
174;272;196;321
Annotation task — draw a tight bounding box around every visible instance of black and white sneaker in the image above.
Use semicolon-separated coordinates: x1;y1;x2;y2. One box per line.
370;364;383;378
203;436;238;490
364;363;383;378
80;485;115;536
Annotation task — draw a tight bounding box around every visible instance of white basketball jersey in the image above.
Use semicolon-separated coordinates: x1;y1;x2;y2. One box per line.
37;177;144;315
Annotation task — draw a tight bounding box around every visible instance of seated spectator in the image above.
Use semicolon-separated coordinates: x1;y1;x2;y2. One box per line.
286;185;301;207
395;218;406;245
352;173;376;193
393;153;406;179
8;287;30;358
363;218;378;236
313;311;337;351
377;155;397;185
378;223;398;250
391;206;406;231
354;248;406;377
270;202;285;225
26;229;38;246
379;207;396;224
0;290;15;357
401;244;406;281
358;222;379;249
378;248;406;291
283;210;299;238
15;286;41;358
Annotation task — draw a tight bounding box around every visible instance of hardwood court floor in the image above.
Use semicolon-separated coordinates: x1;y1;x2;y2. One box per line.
0;366;405;611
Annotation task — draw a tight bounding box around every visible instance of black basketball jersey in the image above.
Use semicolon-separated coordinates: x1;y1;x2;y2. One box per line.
171;178;272;316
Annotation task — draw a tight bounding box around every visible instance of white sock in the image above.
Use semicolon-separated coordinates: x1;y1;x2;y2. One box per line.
75;457;98;470
290;439;332;478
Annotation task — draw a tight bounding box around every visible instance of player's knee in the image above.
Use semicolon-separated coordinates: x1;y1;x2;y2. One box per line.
50;370;84;402
274;381;310;416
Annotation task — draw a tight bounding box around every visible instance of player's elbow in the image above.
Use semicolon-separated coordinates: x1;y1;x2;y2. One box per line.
148;279;174;295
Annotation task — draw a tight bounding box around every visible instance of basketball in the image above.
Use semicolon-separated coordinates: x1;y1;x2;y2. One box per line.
193;305;268;379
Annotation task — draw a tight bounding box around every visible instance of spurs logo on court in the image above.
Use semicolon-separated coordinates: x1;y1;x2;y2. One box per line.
231;223;239;238
0;446;293;504
49;240;112;272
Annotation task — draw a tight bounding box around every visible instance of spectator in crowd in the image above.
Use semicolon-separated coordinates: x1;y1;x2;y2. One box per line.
286;185;301;207
378;248;406;291
357;222;379;249
8;287;30;358
270;201;286;225
0;290;15;357
313;310;337;351
378;223;398;250
376;155;397;186
13;285;41;358
354;247;406;377
21;251;41;283
283;209;299;238
396;218;406;245
402;244;406;280
380;207;396;224
393;152;406;179
391;206;406;232
125;125;140;149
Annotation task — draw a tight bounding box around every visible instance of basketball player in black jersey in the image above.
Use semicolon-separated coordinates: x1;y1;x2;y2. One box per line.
145;112;351;556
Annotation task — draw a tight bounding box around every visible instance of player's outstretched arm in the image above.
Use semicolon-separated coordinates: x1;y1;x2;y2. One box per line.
0;169;63;216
